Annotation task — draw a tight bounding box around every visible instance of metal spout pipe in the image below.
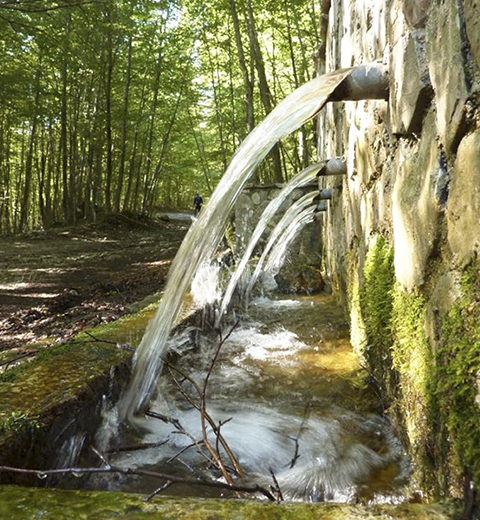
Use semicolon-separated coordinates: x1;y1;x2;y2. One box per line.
318;158;347;177
317;201;328;211
328;63;389;102
319;189;333;200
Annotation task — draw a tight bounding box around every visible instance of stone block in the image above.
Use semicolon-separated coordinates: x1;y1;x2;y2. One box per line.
403;0;432;27
463;0;480;70
447;129;480;265
392;117;443;288
390;31;433;135
426;0;469;152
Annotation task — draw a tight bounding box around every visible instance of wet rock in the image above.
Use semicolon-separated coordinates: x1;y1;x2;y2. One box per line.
447;129;480;266
275;264;324;294
426;0;470;152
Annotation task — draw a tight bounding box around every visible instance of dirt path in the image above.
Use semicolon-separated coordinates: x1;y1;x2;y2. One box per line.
0;215;190;356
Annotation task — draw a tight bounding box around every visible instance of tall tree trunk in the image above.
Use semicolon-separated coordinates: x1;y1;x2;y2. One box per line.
141;47;163;214
115;34;133;213
203;30;228;172
244;0;283;183
123;63;150;213
188;108;212;194
104;5;115;213
147;88;183;211
229;0;254;133
60;12;71;223
19;67;41;232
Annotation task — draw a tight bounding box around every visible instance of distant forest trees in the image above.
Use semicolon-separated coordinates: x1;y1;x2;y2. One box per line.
0;0;320;233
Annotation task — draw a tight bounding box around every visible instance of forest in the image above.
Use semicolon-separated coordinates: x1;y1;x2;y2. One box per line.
0;0;321;233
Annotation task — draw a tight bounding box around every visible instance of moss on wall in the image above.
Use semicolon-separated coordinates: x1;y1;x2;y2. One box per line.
434;258;480;489
359;237;397;396
352;237;443;494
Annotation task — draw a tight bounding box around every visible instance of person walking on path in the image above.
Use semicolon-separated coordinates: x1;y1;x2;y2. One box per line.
194;193;203;216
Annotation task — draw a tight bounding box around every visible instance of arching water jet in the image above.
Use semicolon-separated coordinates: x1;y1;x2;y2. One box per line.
120;63;389;420
246;191;320;298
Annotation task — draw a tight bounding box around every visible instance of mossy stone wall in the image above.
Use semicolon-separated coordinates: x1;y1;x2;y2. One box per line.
317;0;480;506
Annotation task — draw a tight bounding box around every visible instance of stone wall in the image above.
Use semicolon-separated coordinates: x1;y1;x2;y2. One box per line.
317;0;480;503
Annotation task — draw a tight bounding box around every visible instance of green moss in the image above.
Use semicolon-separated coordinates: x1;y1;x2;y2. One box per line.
391;288;430;396
359;237;396;394
0;486;457;520
434;258;480;486
346;245;367;356
354;238;440;492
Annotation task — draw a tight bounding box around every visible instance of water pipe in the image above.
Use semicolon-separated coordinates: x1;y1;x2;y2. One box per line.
318;158;347;177
319;189;333;200
328;62;389;101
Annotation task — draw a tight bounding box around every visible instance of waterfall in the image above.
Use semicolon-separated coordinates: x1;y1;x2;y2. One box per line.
261;205;317;288
119;68;353;420
246;191;320;298
215;166;322;327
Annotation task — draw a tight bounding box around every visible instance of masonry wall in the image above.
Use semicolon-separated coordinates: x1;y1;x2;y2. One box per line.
317;0;480;503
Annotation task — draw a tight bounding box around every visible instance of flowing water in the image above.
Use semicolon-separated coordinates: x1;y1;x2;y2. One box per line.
94;294;409;503
215;166;322;327
246;191;320;297
119;69;353;419
260;205;318;291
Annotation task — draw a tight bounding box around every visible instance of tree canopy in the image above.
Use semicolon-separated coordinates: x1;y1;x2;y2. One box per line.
0;0;321;233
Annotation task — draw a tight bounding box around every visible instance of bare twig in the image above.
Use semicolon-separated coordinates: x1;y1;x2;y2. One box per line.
165;352;243;478
287;436;301;469
268;467;284;502
199;320;243;481
215;417;233;463
84;331;117;345
145;410;213;466
106;439;169;454
144;481;172;503
145;410;183;432
0;465;275;501
287;399;311;469
166;440;204;464
91;447;111;469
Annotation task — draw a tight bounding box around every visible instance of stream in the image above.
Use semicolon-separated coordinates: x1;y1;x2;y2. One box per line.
92;293;410;503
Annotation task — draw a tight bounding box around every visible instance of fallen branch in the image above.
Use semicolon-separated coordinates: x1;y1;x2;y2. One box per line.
0;464;275;501
0;351;38;369
106;439;169;454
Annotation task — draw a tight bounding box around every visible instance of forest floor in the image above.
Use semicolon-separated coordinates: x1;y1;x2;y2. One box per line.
0;214;190;363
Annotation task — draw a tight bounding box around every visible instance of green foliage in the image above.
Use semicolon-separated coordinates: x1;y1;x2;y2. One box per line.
0;0;321;233
0;411;41;434
435;258;480;485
